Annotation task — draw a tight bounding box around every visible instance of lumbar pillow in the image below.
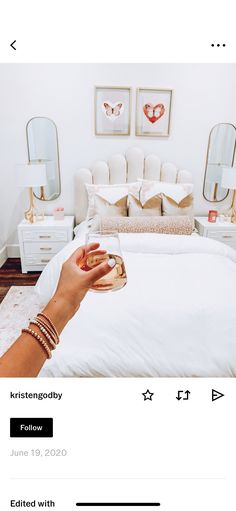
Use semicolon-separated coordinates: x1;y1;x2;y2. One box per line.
86;182;140;219
99;215;193;234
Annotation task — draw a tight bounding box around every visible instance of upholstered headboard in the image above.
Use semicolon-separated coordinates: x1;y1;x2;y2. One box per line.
75;147;193;224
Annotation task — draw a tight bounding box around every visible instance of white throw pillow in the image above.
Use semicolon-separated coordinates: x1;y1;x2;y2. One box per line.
128;194;162;216
86;182;140;219
162;194;194;216
139;179;193;206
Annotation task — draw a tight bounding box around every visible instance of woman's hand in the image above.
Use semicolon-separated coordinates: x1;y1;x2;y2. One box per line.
47;243;115;325
0;243;115;377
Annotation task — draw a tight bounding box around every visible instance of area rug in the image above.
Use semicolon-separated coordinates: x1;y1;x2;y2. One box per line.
0;286;41;356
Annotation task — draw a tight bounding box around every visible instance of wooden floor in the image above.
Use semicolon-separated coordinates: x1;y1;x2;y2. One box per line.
0;259;40;304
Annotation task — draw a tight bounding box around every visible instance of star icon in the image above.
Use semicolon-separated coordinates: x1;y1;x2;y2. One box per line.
142;389;154;401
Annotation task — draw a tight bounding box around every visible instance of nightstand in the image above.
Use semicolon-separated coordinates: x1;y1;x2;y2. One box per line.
195;216;236;250
18;216;74;273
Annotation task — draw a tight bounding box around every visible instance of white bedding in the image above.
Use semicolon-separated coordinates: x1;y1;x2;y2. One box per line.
36;222;236;377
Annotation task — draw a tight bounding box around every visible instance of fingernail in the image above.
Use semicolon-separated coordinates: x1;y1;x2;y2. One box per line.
108;258;116;268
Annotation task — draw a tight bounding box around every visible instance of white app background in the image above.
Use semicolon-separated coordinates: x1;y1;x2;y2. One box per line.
0;378;235;510
0;1;235;510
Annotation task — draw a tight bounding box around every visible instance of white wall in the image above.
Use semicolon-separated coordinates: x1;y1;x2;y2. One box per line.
0;63;235;250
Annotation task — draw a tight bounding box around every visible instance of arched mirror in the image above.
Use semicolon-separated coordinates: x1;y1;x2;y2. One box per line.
26;117;61;201
203;123;236;202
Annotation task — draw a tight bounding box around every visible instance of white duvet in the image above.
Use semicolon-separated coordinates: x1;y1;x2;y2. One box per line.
36;223;236;377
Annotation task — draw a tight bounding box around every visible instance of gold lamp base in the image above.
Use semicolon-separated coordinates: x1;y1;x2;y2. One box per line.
231;208;236;224
230;189;236;223
24;187;44;224
221;190;236;224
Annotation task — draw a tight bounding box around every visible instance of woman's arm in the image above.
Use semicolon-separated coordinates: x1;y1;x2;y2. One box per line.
0;243;115;377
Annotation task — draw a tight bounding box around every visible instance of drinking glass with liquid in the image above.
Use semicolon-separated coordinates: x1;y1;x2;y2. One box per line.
81;231;127;292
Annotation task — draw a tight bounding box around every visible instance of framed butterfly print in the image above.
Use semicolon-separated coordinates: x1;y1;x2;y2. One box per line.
95;86;131;136
136;88;172;137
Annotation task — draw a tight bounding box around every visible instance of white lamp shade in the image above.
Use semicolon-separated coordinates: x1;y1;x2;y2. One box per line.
16;164;47;187
30;159;55;181
221;166;236;190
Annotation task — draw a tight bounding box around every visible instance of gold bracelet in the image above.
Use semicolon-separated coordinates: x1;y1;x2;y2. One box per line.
22;328;52;359
34;317;59;345
29;319;57;350
37;312;59;341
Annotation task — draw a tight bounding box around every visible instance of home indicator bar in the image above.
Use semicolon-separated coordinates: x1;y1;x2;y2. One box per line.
76;504;161;508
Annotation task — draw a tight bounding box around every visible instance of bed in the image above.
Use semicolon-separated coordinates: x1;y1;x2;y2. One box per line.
36;148;236;377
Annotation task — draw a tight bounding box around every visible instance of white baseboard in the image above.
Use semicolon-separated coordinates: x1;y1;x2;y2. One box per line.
0;246;7;267
7;244;20;258
0;244;20;266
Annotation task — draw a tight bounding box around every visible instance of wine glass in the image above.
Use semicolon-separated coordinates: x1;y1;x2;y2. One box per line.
81;231;127;292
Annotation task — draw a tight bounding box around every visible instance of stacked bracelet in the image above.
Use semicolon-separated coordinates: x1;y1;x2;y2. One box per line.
22;328;52;359
37;312;59;341
22;312;60;360
35;316;59;345
30;319;57;350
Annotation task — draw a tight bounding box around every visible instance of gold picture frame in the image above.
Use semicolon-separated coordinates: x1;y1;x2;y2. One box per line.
95;86;131;136
136;87;172;137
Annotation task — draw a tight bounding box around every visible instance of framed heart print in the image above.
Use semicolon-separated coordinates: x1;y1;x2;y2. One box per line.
136;88;172;137
95;86;131;136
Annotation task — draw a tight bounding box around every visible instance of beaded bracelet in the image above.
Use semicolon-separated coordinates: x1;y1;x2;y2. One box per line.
37;312;59;341
29;319;57;350
22;328;52;359
31;316;59;345
35;316;59;345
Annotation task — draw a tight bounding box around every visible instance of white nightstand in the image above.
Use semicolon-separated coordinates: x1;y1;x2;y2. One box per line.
195;216;236;250
18;216;74;273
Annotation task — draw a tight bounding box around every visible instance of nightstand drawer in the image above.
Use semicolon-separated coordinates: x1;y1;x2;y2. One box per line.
24;254;55;266
18;216;74;273
24;241;65;255
207;231;236;242
22;230;68;242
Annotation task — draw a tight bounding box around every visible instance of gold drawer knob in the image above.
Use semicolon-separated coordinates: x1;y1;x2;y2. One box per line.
40;247;52;251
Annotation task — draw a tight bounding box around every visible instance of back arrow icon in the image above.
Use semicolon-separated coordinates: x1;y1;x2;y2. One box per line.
10;40;16;50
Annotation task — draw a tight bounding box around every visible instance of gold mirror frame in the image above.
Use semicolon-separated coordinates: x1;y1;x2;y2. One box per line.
26;116;61;201
203;123;236;203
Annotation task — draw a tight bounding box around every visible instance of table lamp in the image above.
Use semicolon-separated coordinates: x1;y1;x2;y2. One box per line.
221;166;236;223
16;163;47;223
30;159;55;200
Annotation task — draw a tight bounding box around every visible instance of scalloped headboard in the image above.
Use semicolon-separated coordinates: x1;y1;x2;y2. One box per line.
75;147;193;224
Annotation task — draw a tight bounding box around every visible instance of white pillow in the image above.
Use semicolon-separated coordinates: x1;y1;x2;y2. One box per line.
86;182;140;219
139;179;193;206
128;195;162;216
162;194;194;216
